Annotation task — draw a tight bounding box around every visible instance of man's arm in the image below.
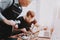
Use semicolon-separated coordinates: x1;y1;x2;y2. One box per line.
0;0;13;21
0;0;18;28
0;13;18;28
0;13;12;25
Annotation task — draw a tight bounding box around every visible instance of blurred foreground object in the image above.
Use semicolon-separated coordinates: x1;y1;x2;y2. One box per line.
19;0;32;7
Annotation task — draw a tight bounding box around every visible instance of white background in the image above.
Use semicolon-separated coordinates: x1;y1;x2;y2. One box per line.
18;0;60;40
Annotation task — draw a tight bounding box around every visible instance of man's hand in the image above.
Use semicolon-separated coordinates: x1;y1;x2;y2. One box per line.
8;20;19;29
3;19;18;29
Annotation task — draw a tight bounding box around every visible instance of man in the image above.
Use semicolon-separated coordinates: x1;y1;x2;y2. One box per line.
16;10;39;34
0;0;31;40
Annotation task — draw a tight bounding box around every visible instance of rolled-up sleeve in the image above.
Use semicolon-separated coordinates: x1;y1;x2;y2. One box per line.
0;0;13;21
0;13;6;21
